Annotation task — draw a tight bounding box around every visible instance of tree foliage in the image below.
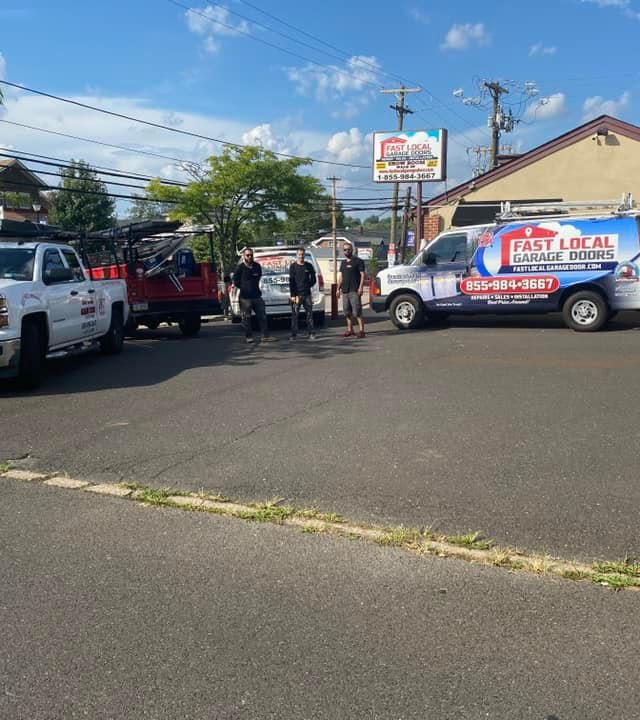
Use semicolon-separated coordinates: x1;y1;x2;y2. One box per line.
49;160;115;232
126;194;173;221
146;146;327;274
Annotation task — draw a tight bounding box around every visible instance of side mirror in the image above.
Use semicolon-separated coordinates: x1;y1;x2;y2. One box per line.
424;251;437;266
44;266;74;284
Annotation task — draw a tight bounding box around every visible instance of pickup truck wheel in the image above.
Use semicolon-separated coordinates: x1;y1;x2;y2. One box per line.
562;291;608;332
125;318;139;337
389;294;424;330
179;313;201;337
100;307;124;354
18;322;45;389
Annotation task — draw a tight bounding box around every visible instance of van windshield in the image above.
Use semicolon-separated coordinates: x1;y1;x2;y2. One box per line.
0;248;36;280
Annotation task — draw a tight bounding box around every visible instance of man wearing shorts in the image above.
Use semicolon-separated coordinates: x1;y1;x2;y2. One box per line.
337;242;366;338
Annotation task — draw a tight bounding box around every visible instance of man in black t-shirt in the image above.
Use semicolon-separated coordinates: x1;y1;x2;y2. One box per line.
337;242;366;338
232;247;275;344
288;247;317;340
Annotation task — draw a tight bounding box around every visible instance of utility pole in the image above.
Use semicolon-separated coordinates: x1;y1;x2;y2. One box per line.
484;81;511;170
327;175;340;318
380;86;421;251
399;186;412;264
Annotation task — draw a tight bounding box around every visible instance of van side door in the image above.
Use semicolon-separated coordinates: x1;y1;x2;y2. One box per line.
421;232;469;306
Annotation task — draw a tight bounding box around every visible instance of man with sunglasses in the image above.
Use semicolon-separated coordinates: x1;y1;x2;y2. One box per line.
337;242;366;338
232;247;275;344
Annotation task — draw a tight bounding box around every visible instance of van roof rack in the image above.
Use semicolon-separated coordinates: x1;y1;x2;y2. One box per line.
497;193;635;221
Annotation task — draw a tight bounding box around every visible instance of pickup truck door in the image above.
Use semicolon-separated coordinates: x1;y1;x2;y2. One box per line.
60;247;105;338
43;248;92;347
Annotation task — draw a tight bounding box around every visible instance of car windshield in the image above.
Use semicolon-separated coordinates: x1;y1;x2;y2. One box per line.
257;253;313;275
0;248;36;280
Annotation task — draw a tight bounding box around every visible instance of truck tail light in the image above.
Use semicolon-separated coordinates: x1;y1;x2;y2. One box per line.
318;273;325;291
370;276;381;296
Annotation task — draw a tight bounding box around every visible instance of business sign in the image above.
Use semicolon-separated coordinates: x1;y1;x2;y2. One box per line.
373;129;447;183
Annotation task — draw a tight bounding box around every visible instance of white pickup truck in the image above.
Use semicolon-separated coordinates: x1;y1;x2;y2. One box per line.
0;241;129;388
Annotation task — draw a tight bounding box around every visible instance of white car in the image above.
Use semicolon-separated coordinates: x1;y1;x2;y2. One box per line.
231;247;325;326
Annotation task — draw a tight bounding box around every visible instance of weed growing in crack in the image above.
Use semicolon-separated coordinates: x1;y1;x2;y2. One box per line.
592;557;640;578
448;531;494;551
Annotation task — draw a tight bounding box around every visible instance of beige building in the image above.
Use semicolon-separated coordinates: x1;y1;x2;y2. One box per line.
422;114;640;241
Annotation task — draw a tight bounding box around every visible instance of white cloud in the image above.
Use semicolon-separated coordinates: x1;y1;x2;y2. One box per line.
0;85;370;211
526;93;568;120
326;128;372;165
580;0;640;19
582;90;631;120
408;4;430;24
287;55;382;106
580;0;629;7
529;42;557;56
241;123;293;154
441;23;491;50
185;5;249;54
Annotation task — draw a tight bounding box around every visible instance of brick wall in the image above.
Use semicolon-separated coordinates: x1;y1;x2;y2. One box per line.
422;213;442;244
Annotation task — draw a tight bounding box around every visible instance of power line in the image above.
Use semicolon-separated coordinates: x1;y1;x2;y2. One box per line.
0;151;188;187
172;0;490;141
0;79;371;170
170;0;385;92
0;177;180;204
0;118;195;168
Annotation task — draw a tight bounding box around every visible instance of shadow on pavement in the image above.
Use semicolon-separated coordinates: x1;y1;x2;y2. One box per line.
0;315;401;397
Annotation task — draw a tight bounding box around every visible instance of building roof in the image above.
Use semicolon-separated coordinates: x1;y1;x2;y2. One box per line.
426;114;640;210
0;158;49;208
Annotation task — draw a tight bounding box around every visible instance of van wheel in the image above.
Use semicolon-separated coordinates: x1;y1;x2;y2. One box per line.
389;294;424;330
19;321;45;389
562;291;607;332
100;307;124;354
179;313;201;337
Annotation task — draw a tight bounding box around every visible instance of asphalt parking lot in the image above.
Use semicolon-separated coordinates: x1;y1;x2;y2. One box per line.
3;310;640;562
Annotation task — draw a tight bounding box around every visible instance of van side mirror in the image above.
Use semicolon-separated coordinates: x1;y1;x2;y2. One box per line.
44;266;74;284
423;251;437;266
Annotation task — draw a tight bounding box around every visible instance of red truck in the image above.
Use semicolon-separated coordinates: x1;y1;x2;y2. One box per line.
81;220;221;337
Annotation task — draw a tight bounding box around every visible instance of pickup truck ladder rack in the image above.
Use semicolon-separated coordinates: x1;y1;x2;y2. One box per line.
498;193;635;221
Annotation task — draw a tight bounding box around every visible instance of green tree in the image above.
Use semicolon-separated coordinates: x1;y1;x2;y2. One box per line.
126;194;173;221
146;146;326;275
49;160;115;232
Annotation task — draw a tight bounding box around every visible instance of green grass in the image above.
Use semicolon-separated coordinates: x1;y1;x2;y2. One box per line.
592;573;640;590
236;503;296;523
376;526;431;547
302;525;322;534
298;509;344;523
0;462;12;474
447;531;494;551
592;557;640;577
133;487;176;505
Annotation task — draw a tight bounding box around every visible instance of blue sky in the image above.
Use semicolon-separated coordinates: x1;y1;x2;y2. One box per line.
1;0;639;213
